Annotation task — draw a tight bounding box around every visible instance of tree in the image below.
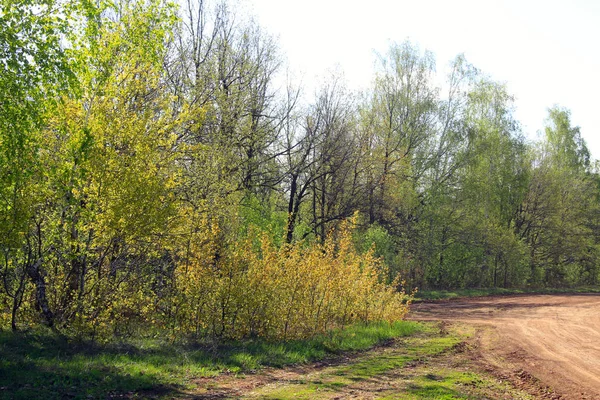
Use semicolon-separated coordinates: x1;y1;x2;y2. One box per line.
516;107;598;286
280;75;362;243
367;41;437;226
0;0;79;329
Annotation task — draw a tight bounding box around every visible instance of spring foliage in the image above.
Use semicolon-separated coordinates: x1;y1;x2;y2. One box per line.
0;0;413;337
175;216;411;340
1;0;599;341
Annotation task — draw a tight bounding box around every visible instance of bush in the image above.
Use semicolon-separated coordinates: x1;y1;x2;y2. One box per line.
175;216;413;340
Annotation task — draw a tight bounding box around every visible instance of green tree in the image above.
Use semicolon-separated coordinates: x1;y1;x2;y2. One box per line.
0;0;79;329
517;107;598;286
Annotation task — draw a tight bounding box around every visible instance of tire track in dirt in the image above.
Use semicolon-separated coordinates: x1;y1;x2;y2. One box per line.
410;294;600;399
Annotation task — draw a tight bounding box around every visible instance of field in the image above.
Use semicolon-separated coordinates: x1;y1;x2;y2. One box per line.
0;319;527;399
190;323;532;399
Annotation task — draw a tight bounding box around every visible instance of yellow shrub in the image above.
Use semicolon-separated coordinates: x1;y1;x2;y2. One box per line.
175;215;413;340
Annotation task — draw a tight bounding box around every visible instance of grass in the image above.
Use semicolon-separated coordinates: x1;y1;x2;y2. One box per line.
415;285;600;301
383;369;515;400
251;323;532;399
251;323;461;399
0;321;422;399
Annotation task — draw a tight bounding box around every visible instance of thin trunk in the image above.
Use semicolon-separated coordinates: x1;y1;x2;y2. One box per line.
286;174;298;243
320;175;326;242
27;258;54;328
10;271;27;332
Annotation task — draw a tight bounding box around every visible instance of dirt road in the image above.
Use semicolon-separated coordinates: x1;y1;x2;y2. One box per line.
410;294;600;399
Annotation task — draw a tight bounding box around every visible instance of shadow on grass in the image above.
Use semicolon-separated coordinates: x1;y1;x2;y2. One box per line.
0;331;177;399
0;321;422;399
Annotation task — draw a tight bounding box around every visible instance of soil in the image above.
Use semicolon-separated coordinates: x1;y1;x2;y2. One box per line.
410;294;600;399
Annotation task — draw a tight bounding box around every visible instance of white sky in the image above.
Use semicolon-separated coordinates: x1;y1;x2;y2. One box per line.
242;0;600;159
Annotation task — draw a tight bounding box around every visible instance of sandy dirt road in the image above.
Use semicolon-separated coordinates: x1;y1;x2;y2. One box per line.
410;294;600;399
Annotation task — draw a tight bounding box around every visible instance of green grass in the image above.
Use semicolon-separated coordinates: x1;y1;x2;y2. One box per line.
253;323;533;400
332;335;460;380
254;323;463;399
0;321;422;399
382;370;489;400
415;285;600;301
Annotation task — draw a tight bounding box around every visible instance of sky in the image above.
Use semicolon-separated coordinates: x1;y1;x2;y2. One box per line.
243;0;600;159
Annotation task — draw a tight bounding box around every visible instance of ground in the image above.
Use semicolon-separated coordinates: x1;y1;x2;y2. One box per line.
411;294;600;399
179;322;533;399
3;294;598;399
180;294;600;399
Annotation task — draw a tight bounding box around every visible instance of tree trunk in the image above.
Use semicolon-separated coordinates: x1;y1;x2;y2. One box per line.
27;259;54;328
286;174;298;243
10;271;27;332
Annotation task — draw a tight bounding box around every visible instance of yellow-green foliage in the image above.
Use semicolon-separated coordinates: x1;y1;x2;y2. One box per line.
176;215;413;340
0;0;417;341
0;209;412;341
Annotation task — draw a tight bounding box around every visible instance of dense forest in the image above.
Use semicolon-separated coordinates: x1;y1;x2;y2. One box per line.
1;0;599;341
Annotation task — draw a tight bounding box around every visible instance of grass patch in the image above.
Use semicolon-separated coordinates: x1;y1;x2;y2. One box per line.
415;286;600;301
254;323;463;399
252;322;533;400
385;366;534;399
333;324;460;381
0;321;422;399
386;370;488;399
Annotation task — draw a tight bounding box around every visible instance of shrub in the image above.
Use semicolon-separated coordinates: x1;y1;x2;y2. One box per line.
175;215;413;340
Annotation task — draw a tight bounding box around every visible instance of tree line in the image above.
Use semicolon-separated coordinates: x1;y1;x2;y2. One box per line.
1;0;598;339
